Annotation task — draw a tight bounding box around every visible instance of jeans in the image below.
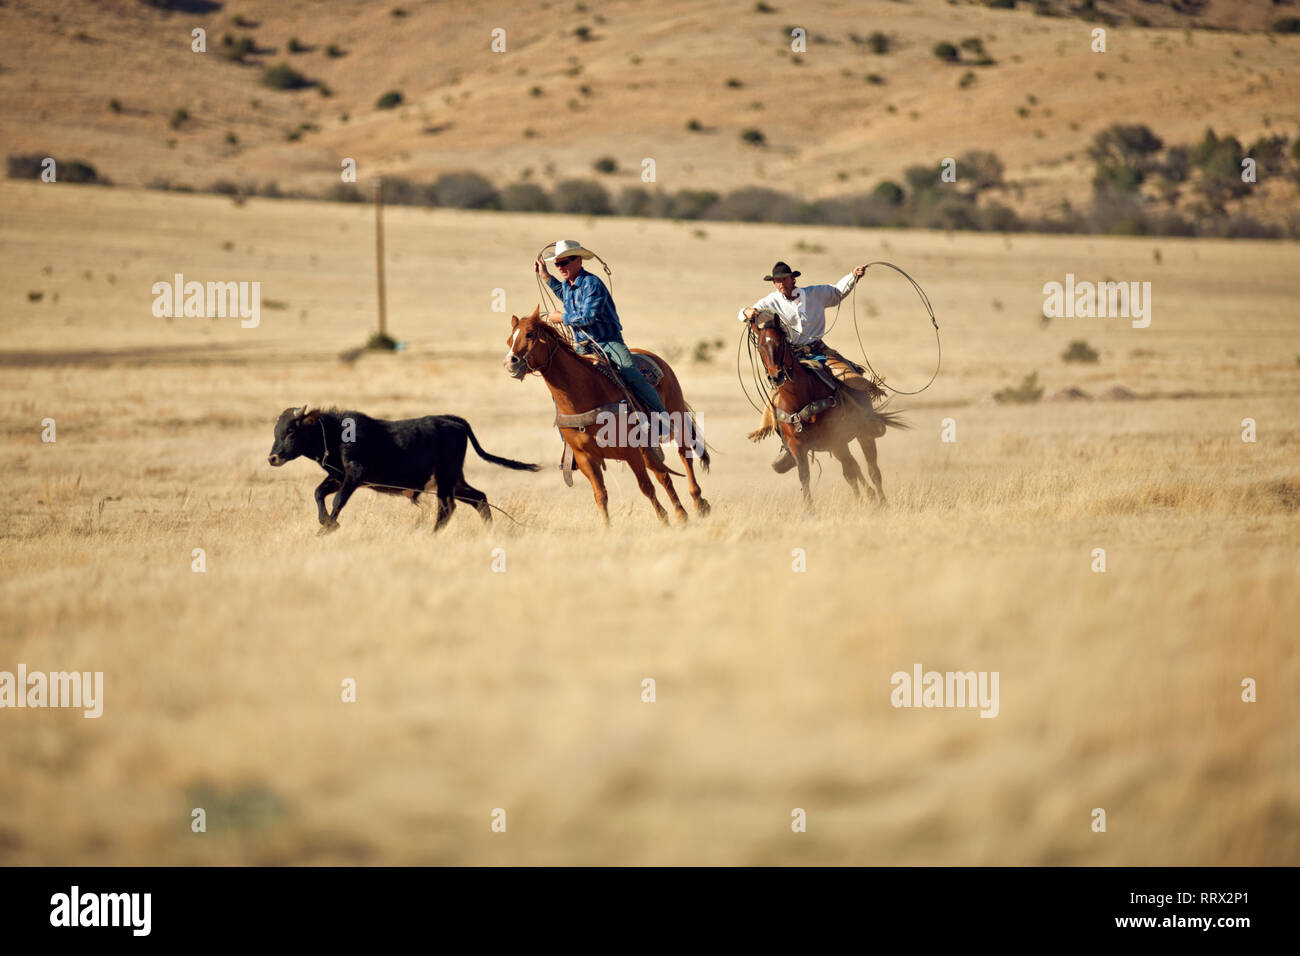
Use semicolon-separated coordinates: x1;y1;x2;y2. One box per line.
577;337;668;417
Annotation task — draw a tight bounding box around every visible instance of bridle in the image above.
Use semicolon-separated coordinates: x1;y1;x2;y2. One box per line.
750;317;794;388
514;322;560;376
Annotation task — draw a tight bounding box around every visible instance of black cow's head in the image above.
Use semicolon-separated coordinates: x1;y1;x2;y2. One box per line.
268;405;321;466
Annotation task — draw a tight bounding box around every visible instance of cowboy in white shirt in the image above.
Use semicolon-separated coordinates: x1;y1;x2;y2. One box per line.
740;261;883;471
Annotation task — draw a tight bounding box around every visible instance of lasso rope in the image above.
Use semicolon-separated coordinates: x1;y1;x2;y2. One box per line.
534;242;614;315
832;260;941;396
738;261;939;403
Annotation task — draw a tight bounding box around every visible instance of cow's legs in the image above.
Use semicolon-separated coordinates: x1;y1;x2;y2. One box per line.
455;478;492;524
433;494;457;532
313;475;341;526
323;466;365;532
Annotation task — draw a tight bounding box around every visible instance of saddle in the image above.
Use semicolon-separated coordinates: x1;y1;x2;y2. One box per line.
554;350;666;485
580;351;664;390
792;340;865;393
797;356;840;393
776;345;878;433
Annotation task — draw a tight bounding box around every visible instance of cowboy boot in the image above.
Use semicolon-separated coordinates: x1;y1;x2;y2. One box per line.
632;412;667;466
772;440;796;473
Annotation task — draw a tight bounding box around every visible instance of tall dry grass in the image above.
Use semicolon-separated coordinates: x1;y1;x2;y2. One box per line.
0;186;1296;863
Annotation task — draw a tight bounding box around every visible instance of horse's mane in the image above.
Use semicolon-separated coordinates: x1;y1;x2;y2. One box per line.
534;316;580;355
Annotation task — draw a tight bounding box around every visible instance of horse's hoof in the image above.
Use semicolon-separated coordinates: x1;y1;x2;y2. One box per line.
696;498;711;517
317;522;340;536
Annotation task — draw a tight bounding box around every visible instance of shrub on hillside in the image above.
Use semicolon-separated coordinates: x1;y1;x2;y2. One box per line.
375;90;404;109
431;171;500;209
993;372;1043;404
1087;123;1163;178
501;182;552;212
378;177;432;206
664;189;720;220
553;179;612;215
613;186;654;218
807;194;898;228
327;183;365;203
222;34;255;62
872;180;904;206
1061;340;1099;363
262;63;311;90
6;154;104;184
932;41;959;62
709;187;807;223
979;201;1022;232
1246;134;1288;170
917;196;980;231
959;150;1005;192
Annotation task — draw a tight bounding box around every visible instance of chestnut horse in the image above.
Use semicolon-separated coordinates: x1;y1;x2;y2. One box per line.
748;312;906;505
503;307;711;524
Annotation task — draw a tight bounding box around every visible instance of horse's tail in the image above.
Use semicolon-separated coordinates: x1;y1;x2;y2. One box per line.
682;404;712;472
457;419;542;471
873;402;910;431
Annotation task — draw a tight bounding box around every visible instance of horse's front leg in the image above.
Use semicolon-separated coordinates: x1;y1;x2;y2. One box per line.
573;447;610;525
831;443;865;499
792;438;813;510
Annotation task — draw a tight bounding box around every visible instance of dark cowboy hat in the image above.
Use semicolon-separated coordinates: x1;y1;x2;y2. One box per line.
763;261;801;281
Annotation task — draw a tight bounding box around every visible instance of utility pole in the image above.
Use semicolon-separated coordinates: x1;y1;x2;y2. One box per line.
374;178;387;339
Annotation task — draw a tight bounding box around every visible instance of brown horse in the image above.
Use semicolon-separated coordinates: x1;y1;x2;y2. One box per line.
748;312;906;505
503;307;711;524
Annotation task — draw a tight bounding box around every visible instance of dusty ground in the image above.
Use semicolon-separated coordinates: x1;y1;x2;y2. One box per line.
0;183;1297;864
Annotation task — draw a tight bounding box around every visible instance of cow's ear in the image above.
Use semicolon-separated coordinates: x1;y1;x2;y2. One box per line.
511;314;519;330
302;408;320;425
526;304;540;321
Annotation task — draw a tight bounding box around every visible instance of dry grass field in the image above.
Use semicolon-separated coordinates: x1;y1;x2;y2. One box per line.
0;181;1297;864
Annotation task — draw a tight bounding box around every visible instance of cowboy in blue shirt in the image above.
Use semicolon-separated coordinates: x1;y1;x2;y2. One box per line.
533;240;670;429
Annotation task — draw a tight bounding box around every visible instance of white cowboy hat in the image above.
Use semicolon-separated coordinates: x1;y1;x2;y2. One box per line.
544;239;595;261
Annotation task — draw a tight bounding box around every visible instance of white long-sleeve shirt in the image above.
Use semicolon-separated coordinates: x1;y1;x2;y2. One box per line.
737;273;859;345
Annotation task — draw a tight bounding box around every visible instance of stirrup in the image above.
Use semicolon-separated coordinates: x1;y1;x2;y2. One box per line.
772;447;796;473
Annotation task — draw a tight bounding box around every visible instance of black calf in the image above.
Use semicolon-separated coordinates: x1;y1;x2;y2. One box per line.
268;405;538;533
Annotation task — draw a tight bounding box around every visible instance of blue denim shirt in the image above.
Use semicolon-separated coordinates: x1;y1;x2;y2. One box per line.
547;270;623;343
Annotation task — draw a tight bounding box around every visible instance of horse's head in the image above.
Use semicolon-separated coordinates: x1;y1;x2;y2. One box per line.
503;306;556;380
749;310;794;388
